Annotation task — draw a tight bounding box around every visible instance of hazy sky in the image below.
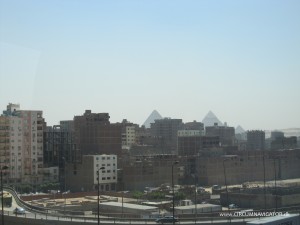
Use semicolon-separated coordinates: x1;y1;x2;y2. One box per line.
1;0;299;130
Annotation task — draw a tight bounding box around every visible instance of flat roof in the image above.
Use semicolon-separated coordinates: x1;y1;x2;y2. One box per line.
99;202;158;211
247;214;298;224
175;204;221;210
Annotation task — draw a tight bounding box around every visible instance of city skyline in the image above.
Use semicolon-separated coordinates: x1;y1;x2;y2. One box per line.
1;0;300;130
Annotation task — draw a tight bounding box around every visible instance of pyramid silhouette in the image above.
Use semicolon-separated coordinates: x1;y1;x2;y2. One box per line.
202;111;223;127
143;110;163;128
235;125;246;134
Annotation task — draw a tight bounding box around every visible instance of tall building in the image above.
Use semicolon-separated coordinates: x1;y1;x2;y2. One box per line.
43;121;76;191
205;123;235;146
74;110;122;157
1;103;58;188
178;134;220;156
247;130;265;151
0;116;10;175
150;118;183;154
120;119;138;149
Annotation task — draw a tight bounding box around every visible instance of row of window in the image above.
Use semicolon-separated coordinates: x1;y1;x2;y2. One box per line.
96;163;116;167
98;169;116;173
96;156;116;160
102;176;116;180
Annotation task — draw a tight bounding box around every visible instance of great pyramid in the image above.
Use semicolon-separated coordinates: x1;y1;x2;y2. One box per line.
235;125;246;134
143;110;163;128
202;111;223;127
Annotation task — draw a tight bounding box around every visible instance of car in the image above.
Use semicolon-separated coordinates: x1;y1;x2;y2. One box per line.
229;204;238;209
13;207;26;215
156;216;179;224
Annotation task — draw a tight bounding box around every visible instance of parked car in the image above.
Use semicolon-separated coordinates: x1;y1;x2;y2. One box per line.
13;207;26;215
156;216;179;224
229;204;238;209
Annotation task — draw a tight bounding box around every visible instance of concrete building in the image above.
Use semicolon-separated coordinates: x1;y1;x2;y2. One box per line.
120;119;138;149
0;116;10;177
1;103;58;188
247;130;265;151
99;202;159;218
74;110;122;157
271;131;284;141
183;120;204;131
177;135;220;156
150;118;184;154
66;154;117;192
120;154;180;191
180;149;300;186
43;121;76;190
174;203;221;214
220;184;300;210
271;136;297;150
205;123;235;146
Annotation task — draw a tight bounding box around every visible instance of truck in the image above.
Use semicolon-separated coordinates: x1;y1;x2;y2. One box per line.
247;214;300;225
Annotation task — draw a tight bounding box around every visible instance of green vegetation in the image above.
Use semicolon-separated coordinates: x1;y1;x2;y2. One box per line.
38;182;60;193
132;191;144;199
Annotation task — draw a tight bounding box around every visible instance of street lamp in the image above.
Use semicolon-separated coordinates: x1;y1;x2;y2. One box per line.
222;159;229;207
117;169;124;218
1;165;9;225
97;166;105;225
222;159;231;224
172;161;179;225
273;158;278;212
262;154;266;211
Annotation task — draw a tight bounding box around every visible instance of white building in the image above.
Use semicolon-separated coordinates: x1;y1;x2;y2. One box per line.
66;154;118;192
122;125;136;148
93;154;118;190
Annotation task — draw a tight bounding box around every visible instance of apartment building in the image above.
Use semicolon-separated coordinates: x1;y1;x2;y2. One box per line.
205;123;235;146
177;134;220;156
74;110;122;156
66;154;117;192
120;154;180;191
247;130;265;151
150;118;184;154
181;149;300;186
1;103;59;188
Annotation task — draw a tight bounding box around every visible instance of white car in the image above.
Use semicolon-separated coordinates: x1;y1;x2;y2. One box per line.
13;207;25;215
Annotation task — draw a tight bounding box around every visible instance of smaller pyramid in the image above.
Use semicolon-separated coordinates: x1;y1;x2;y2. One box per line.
202;111;223;127
235;125;246;134
143;110;163;128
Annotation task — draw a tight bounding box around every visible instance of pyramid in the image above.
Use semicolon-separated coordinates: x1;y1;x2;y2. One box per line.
235;125;246;134
143;110;163;128
202;111;223;127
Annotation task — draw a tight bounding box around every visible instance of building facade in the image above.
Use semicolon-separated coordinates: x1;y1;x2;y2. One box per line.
1;103;59;189
205;123;235;146
66;154;117;192
150;118;184;154
74;110;122;157
247;130;265;151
